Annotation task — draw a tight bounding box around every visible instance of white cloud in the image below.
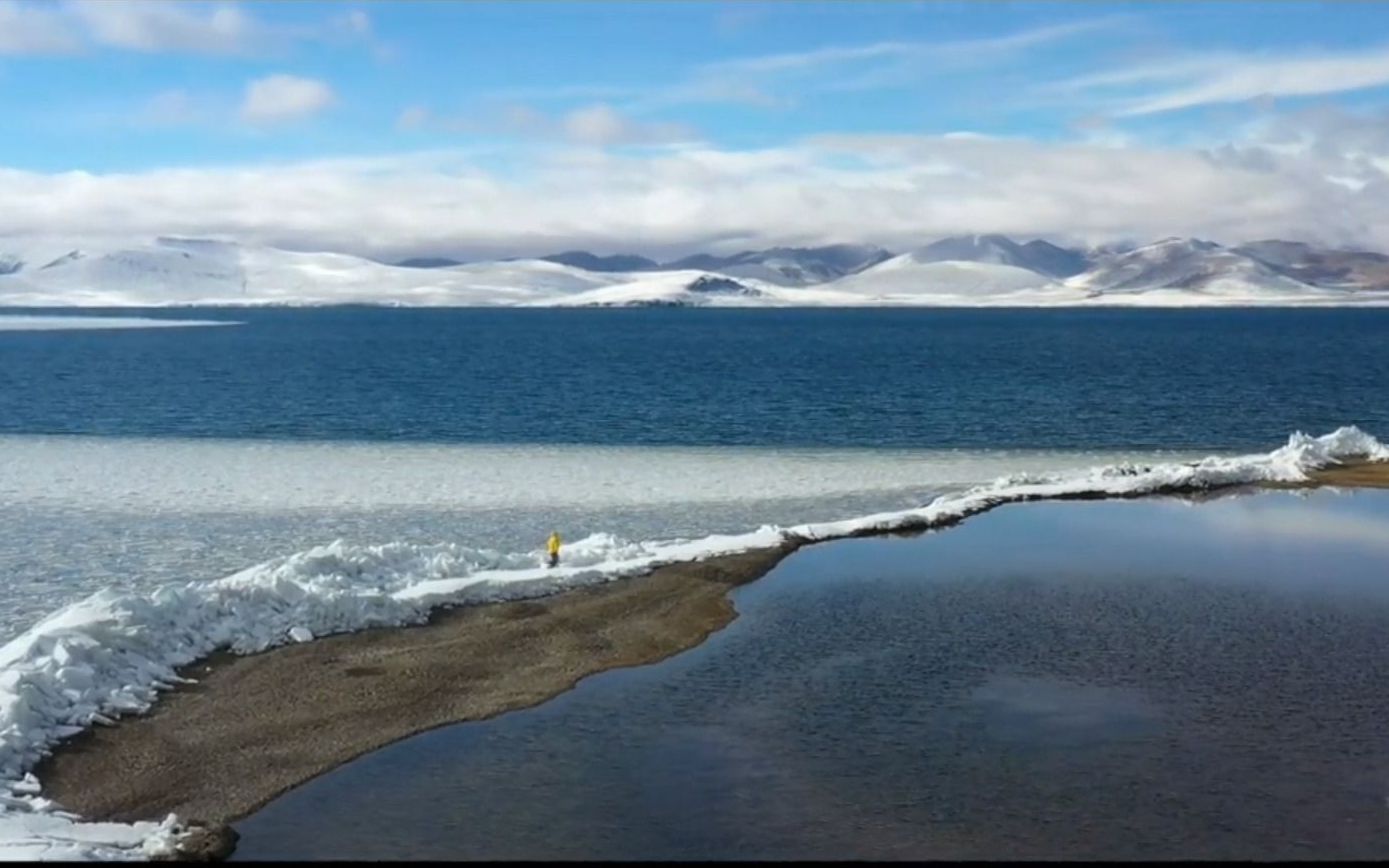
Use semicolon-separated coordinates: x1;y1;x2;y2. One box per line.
0;2;82;54
66;0;265;54
0;1;379;57
712;4;763;38
138;89;201;126
561;104;694;146
396;105;430;131
330;7;393;61
240;75;336;125
470;19;1117;114
702;20;1110;78
636;19;1118;110
405;102;696;146
2;117;1388;260
341;9;371;36
1049;44;1389;117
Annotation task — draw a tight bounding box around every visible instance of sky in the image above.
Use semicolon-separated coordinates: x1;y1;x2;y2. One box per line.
3;0;1389;260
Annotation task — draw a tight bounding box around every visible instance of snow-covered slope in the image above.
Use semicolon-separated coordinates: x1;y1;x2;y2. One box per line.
1018;239;1091;278
536;272;771;307
1068;238;1327;299
911;235;1090;278
534;270;875;307
0;238;613;307
665;244;892;286
1236;240;1389;290
829;249;1086;305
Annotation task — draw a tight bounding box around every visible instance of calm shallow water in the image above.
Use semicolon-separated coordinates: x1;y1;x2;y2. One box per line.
235;489;1389;861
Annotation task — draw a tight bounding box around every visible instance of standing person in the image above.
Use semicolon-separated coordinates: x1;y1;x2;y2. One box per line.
547;531;561;568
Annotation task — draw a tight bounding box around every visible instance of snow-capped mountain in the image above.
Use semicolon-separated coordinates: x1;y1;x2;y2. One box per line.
1067;237;1326;299
0;239;104;276
1017;240;1091;279
2;234;1388;308
831;249;1074;305
1235;241;1389;290
0;237;612;306
911;234;1090;278
537;272;774;307
663;244;893;286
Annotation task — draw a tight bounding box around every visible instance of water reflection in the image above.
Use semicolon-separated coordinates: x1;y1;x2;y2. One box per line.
235;490;1389;861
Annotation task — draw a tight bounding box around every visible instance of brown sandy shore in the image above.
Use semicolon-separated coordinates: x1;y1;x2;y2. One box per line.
36;461;1389;860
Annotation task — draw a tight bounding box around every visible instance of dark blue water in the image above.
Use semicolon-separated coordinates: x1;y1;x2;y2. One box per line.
2;307;1387;449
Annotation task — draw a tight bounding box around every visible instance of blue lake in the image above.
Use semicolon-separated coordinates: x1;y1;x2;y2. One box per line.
3;307;1387;449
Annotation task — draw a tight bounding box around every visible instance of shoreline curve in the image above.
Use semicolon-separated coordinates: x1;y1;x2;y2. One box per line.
35;462;1389;860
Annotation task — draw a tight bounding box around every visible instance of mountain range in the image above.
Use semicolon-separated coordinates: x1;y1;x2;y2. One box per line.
3;234;1388;308
396;244;894;285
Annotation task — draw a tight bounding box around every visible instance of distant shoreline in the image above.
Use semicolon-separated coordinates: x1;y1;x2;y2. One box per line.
6;301;1389;310
36;462;1389;861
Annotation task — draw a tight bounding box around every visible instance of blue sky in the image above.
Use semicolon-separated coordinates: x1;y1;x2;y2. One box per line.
3;1;1389;258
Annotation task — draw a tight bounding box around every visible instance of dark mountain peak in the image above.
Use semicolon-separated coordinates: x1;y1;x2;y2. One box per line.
540;251;658;272
1019;239;1090;278
664;252;728;271
1235;240;1389;288
1149;236;1220;251
915;235;1026;264
394;257;464;269
686;275;760;295
661;244;892;285
911;234;1090;278
40;250;85;270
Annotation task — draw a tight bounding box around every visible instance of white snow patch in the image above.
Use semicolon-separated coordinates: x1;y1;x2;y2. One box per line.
829;256;1086;305
0;316;238;332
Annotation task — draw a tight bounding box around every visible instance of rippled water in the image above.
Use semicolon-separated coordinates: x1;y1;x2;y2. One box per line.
235;490;1389;860
4;307;1388;449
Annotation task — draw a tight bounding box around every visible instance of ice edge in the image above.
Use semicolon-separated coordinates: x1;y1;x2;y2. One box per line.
1;425;1385;860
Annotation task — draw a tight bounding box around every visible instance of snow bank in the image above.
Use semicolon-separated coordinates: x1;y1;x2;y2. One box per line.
0;426;1384;859
0;316;239;332
792;426;1388;540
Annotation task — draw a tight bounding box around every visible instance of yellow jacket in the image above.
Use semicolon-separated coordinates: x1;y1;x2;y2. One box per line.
547;533;561;556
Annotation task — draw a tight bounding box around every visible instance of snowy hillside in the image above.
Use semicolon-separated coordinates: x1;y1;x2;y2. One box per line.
0;238;611;307
536;272;772;307
911;235;1090;278
1066;238;1333;300
829;249;1088;305
664;244;892;286
2;234;1388;308
1235;241;1389;290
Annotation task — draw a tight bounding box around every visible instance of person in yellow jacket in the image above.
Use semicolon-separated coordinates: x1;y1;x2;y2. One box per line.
546;531;561;568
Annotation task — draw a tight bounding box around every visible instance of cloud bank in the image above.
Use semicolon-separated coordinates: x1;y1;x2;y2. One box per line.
3;109;1387;260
